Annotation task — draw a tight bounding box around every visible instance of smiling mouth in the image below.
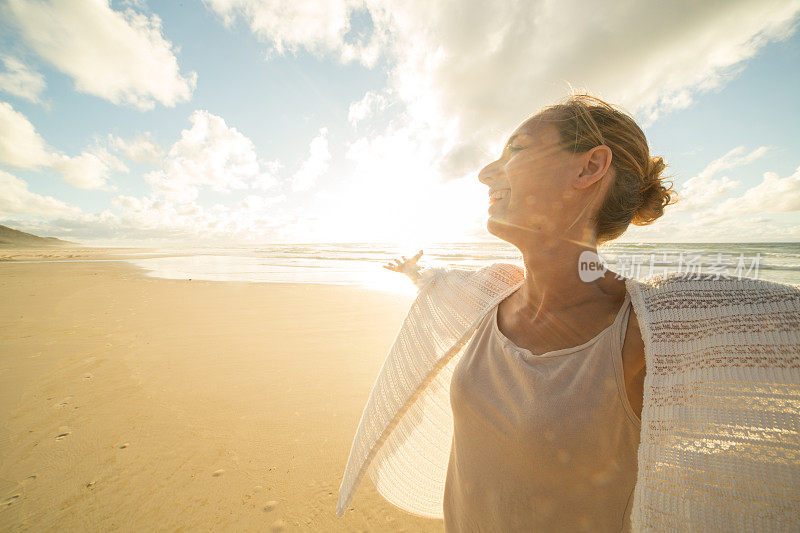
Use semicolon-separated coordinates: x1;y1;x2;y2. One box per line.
489;193;510;205
488;198;509;212
489;189;510;205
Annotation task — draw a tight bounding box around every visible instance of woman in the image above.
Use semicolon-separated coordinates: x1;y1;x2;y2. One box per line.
386;94;664;531
338;94;800;532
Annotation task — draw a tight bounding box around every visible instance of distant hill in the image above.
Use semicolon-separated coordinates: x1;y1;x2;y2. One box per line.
0;225;76;248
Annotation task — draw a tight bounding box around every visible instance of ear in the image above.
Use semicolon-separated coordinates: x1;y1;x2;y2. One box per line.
574;145;613;190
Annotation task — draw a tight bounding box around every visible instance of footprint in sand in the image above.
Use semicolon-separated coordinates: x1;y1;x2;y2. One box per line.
2;495;19;507
263;500;278;512
54;396;73;409
244;485;268;505
212;469;225;477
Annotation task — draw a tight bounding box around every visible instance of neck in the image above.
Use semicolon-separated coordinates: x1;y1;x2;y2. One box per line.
513;238;622;319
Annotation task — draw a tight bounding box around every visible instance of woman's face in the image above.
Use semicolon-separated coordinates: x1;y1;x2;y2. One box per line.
479;119;590;246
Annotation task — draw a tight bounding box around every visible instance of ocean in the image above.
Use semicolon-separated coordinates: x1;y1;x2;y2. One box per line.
128;242;800;295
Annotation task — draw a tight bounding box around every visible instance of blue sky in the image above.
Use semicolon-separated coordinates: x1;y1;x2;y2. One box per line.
1;0;799;245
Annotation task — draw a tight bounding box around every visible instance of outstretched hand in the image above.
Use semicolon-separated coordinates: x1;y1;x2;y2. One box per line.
383;249;424;279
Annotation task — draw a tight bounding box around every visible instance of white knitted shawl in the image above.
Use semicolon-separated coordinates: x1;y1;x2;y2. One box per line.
337;262;800;531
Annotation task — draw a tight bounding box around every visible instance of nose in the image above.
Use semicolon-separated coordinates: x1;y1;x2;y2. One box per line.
478;159;500;187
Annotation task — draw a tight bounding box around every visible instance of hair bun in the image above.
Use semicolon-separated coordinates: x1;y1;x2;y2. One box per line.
632;156;677;225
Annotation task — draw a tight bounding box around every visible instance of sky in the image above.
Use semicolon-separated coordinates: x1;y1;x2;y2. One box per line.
0;0;799;246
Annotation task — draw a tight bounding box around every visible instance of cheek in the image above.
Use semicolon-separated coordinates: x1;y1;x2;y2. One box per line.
505;157;573;217
508;176;570;217
505;156;540;181
505;164;538;201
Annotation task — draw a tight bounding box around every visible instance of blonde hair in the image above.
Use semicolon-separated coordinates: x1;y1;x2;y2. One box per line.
530;92;678;244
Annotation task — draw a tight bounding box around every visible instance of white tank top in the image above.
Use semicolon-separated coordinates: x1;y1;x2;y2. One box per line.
444;290;641;532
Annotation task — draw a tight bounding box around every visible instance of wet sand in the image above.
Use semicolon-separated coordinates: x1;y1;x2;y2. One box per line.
0;252;442;531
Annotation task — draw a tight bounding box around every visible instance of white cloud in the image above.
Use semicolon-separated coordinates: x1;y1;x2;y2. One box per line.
373;0;800;174
626;148;800;240
239;193;286;210
4;0;196;110
348;90;388;125
209;0;800;181
0;101;127;189
0;55;46;104
251;159;282;191
673;145;770;212
0;169;81;218
7;1;800;244
146;110;280;202
674;174;741;213
710;166;800;217
620;212;800;243
109;132;163;164
194;0;800;244
205;0;385;67
107;191;289;241
291;127;330;192
50;148;127;190
699;145;772;179
0;101;51;169
47;109;291;241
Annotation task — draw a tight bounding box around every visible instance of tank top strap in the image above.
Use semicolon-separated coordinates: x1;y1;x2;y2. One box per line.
615;291;632;348
612;290;640;428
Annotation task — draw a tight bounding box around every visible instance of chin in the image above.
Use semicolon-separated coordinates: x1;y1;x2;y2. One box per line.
486;213;545;252
486;215;514;244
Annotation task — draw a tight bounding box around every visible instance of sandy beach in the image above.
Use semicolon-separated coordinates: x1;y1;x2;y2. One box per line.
0;251;442;531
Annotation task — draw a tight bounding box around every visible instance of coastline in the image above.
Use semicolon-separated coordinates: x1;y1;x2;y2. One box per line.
0;255;442;531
